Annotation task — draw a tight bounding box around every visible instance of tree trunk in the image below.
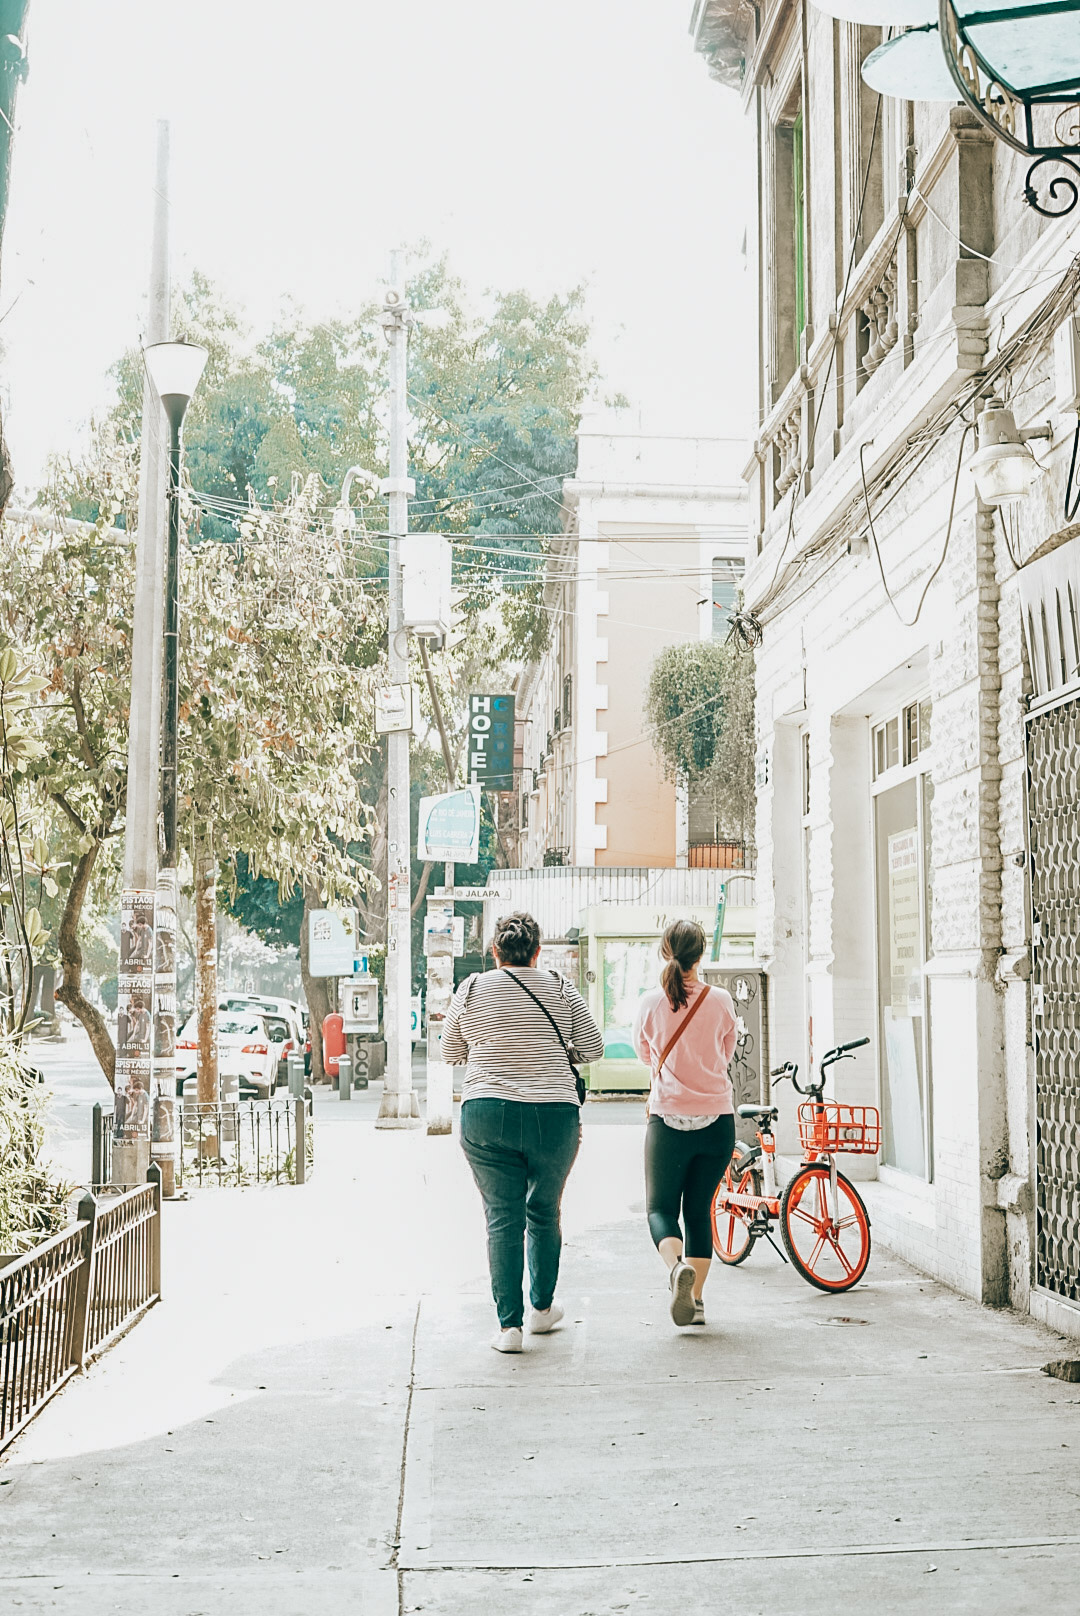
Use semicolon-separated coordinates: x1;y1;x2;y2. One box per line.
195;828;219;1108
55;842;117;1086
299;877;332;1085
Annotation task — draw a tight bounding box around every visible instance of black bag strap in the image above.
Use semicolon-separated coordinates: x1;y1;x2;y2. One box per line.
501;968;578;1075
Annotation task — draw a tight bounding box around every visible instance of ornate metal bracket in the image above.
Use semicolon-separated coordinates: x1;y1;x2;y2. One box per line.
1025;153;1080;217
939;0;1080;217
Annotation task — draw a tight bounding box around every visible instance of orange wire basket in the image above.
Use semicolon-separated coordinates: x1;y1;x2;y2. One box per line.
798;1101;881;1156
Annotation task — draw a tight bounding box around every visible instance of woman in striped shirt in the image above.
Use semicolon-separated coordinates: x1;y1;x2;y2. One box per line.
441;911;605;1353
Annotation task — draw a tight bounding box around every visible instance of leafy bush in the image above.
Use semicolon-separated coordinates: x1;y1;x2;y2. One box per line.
0;1037;70;1254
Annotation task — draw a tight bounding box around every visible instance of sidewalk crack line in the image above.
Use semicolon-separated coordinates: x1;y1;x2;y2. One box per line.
392;1299;421;1616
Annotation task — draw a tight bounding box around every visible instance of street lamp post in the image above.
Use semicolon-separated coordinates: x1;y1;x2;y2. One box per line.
142;340;208;867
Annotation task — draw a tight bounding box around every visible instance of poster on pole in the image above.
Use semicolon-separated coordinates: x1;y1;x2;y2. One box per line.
417;786;481;863
151;869;179;1161
467;694;515;791
114;889;156;1146
374;683;418;735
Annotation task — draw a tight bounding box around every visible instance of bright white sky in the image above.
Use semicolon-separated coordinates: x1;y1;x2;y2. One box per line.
0;0;753;495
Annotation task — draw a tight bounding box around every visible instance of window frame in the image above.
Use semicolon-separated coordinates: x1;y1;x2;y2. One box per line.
869;694;934;1182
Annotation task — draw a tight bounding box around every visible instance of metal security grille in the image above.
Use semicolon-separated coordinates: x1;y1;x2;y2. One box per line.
1027;697;1080;1301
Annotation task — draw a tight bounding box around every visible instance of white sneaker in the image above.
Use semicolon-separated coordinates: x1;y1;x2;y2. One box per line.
669;1260;696;1327
527;1301;564;1334
491;1327;523;1353
691;1299;706;1326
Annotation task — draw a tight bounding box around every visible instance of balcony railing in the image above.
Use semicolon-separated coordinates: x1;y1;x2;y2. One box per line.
754;197;914;533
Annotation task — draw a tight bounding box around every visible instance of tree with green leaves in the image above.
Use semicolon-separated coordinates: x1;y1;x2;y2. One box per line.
0;436;383;1083
137;255;598;959
645;639;756;855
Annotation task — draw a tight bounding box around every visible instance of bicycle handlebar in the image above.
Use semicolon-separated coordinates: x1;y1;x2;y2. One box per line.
769;1038;870;1096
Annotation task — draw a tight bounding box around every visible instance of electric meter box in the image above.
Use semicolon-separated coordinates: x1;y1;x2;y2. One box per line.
342;975;380;1035
402;533;452;642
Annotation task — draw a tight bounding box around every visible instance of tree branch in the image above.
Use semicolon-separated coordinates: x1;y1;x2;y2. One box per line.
69;669;100;772
411;860;434;917
54;841;117;1086
50;790;87;836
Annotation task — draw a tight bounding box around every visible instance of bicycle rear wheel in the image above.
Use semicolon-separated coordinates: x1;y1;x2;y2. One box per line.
711;1140;760;1265
779;1164;871;1291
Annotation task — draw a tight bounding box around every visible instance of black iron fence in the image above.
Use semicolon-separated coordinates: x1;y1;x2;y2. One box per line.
92;1094;314;1192
0;1174;161;1454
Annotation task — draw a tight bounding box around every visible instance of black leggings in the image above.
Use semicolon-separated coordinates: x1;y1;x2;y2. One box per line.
645;1113;736;1259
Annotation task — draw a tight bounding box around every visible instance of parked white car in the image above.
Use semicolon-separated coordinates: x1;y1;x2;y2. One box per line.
219;995;308;1077
174;1011;279;1099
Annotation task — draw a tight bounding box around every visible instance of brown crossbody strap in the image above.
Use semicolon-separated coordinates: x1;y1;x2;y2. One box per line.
655;985;712;1075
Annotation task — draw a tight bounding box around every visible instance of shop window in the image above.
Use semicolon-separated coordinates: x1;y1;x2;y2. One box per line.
871;698;935;1181
874;777;931;1179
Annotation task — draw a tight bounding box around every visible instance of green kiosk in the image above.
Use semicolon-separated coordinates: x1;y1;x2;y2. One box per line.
578;896;758;1093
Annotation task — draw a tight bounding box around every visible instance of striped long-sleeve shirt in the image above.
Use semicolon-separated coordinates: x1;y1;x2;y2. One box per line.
440;966;605;1105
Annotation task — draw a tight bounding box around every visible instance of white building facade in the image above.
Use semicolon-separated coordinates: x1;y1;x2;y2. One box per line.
693;0;1080;1332
517;419;748;869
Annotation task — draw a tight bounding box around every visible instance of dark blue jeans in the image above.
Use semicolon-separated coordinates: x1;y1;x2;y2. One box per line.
460;1099;581;1329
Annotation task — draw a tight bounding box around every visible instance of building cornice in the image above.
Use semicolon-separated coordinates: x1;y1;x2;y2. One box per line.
689;0;756;91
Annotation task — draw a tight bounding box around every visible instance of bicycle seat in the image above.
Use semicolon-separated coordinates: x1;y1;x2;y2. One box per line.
737;1104;778;1121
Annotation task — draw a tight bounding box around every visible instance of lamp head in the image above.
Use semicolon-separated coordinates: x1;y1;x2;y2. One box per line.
971;404;1044;507
143;340;209;434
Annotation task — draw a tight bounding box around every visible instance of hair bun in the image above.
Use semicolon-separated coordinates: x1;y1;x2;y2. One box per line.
493;910;542;968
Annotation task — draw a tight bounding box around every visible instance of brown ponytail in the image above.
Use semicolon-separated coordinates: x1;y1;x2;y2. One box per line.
660;919;707;1010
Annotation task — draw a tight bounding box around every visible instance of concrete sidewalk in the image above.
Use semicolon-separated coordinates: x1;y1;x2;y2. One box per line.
2;1100;1079;1615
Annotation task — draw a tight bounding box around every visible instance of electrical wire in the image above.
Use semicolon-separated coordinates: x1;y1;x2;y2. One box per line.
911;183;998;264
859;420;974;628
998;505;1023;572
1064;418;1080;524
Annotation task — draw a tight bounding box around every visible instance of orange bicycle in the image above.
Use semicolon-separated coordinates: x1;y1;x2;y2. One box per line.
711;1037;878;1292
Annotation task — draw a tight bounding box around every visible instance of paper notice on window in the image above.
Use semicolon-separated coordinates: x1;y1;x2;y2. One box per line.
888;828;921;1007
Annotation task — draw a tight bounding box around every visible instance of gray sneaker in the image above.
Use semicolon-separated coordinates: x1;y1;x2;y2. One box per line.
691;1299;705;1325
669;1260;696;1326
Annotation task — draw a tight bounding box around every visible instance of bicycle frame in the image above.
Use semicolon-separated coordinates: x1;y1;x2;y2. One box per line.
713;1036;874;1289
720;1037;872;1234
725;1115;841;1232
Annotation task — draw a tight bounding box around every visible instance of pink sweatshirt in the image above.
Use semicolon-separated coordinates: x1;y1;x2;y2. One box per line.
632;980;738;1117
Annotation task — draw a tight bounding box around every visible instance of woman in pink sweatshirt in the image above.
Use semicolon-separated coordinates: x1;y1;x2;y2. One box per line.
632;919;738;1328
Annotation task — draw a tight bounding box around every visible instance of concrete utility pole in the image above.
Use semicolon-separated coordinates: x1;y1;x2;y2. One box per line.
124;121;170;895
376;251;421;1128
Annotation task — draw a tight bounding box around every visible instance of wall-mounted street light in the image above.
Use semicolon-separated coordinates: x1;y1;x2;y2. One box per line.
142;339;208;866
970;402;1052;506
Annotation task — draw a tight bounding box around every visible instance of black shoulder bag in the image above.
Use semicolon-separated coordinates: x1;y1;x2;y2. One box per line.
502;969;587;1104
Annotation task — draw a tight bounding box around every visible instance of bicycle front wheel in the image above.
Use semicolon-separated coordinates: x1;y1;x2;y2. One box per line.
711;1140;760;1266
780;1164;870;1291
